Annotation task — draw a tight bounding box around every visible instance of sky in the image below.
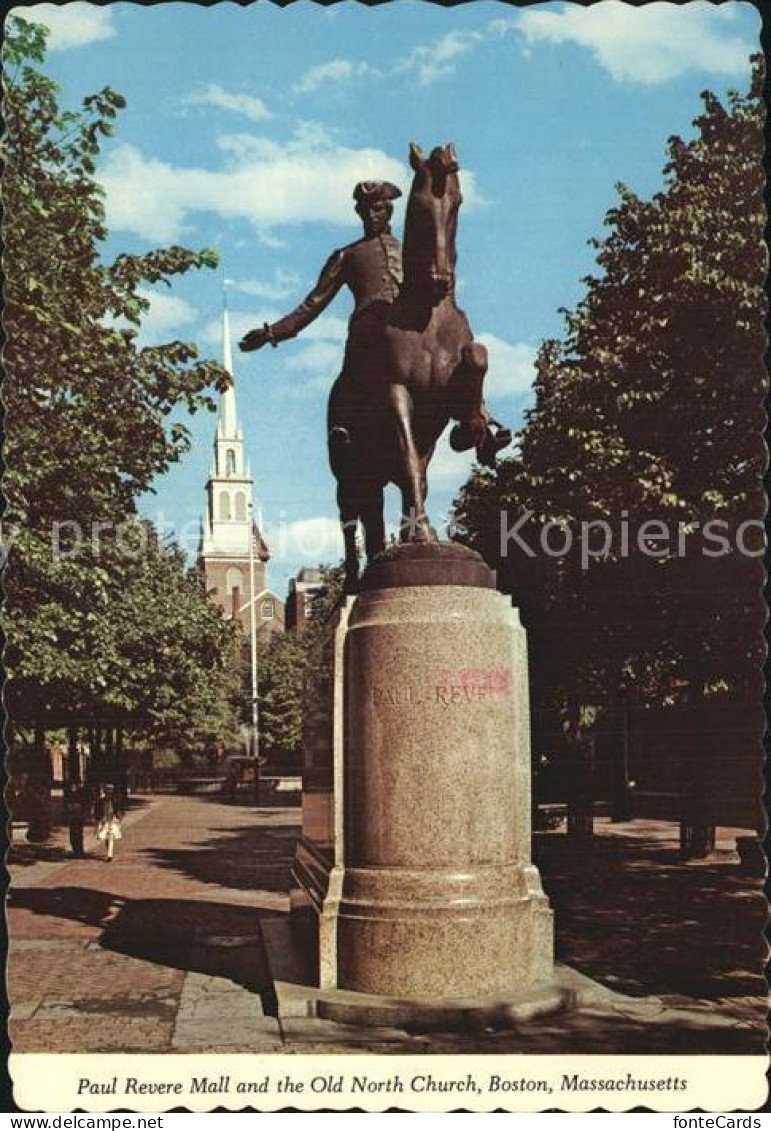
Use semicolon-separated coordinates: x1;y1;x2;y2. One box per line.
12;0;760;594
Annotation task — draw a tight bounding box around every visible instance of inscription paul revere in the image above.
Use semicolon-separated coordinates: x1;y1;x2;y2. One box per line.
371;667;511;708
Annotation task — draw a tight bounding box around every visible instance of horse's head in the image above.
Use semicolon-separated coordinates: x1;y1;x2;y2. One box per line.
403;142;462;304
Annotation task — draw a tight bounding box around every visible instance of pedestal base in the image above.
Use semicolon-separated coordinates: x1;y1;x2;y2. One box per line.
264;916;628;1031
292;837;552;997
293;543;555;1000
335;862;552;998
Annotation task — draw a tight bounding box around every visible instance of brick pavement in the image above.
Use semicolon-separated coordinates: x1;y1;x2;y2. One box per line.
8;796;767;1055
8;794;297;1053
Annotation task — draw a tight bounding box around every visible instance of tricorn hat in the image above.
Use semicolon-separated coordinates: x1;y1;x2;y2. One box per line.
353;180;402;206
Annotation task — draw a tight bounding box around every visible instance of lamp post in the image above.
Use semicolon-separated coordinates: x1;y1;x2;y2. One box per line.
248;502;260;802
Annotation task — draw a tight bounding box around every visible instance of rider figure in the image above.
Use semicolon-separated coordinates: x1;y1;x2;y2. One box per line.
239;180;507;464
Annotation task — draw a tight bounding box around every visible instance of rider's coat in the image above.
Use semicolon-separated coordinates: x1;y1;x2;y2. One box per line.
267;230;403;344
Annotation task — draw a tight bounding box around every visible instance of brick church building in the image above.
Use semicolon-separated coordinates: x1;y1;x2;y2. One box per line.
198;302;284;640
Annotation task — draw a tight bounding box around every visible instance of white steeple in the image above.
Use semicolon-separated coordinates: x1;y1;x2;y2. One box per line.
202;292;254;557
217;297;239;441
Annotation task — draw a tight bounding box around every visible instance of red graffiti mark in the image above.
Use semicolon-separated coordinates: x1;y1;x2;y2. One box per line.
433;668;511;694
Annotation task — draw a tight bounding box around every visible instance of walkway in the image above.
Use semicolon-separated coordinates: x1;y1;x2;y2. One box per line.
8;796;767;1054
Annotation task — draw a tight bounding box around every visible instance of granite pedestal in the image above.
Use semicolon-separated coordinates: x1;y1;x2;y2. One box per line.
292;542;554;1001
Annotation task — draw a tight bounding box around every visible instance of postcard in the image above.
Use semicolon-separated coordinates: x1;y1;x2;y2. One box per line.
4;0;767;1114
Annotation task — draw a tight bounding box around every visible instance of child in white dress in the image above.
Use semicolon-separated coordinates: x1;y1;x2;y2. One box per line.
94;784;123;862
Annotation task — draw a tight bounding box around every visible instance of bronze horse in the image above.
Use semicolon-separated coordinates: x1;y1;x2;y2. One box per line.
328;142;504;587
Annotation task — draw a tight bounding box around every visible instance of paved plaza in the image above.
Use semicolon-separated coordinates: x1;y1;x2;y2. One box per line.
8;793;766;1055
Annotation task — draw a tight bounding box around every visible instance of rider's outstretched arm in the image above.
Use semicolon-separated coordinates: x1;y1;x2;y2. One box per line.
240;251;345;351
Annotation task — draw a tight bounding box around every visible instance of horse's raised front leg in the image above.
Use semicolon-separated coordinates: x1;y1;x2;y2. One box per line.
448;341;489;452
387;384;433;543
449;341;512;466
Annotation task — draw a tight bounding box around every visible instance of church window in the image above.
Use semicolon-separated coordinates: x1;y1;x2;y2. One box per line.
261;599;274;620
226;449;236;476
219;491;231;521
234;491;246;521
226;567;243;594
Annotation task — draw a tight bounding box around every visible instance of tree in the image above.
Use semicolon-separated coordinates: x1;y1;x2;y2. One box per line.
257;633;306;760
455;63;765;834
2;17;231;752
7;519;242;762
94;523;242;752
251;565;347;764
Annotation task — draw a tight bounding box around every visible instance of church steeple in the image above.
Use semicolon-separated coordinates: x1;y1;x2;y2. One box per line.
200;293;254;558
197;288;284;638
217;297;240;442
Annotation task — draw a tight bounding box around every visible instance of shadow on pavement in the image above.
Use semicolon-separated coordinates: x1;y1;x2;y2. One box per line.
191;789;301;810
426;1004;765;1055
138;811;301;893
8;797;154;868
8;885;277;1013
535;832;767;1003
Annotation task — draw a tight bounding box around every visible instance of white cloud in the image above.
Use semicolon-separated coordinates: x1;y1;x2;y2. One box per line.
476;335;537;399
285;340;344;377
98;125;406;242
185;83;271;123
426;431;477;485
515;2;755;85
271;516;344;565
13;2;115;50
398;29;484;86
137;289;197;344
293;58;378;96
253;231;287;250
232;269;302;302
104;289;197;346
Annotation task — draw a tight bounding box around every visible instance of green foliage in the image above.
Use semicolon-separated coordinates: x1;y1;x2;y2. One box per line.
2;17;237;748
253;565;346;760
302;565;347;655
257;633;307;757
455;62;764;730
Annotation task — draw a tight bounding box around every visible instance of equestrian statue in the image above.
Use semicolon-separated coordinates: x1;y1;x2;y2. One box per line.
239;142;510;588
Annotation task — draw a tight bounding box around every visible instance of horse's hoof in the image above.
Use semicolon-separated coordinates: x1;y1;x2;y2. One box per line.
449;421;475;452
329;425;351;447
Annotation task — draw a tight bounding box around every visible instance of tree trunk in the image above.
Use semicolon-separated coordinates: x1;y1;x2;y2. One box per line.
567;733;595;838
28;724;52;841
67;727;80;785
677;691;717;860
611;701;633;822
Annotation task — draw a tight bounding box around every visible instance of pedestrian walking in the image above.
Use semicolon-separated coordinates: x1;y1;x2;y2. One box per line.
94;783;123;862
64;782;87;857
